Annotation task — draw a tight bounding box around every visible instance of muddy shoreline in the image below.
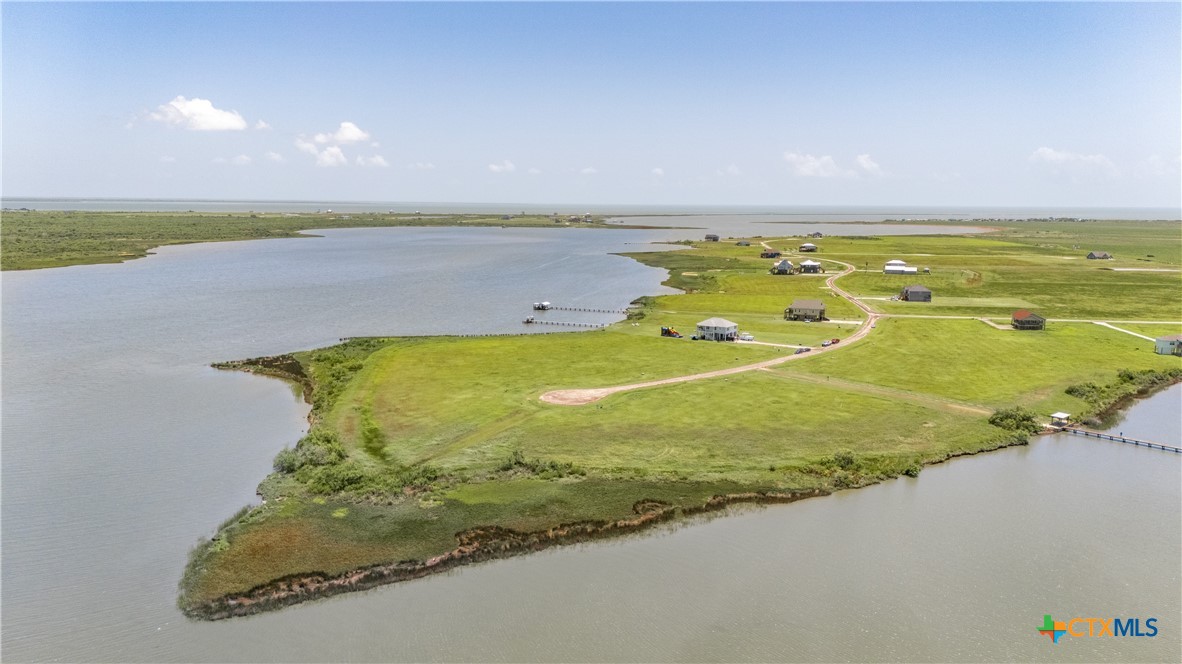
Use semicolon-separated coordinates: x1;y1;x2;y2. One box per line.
183;489;828;620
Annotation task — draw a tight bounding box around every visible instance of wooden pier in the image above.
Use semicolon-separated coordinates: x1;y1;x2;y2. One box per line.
523;319;606;328
535;305;628;315
1058;427;1181;454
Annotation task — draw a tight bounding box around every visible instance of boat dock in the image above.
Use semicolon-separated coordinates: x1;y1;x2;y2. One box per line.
523;317;606;328
533;303;628;314
1058;427;1181;454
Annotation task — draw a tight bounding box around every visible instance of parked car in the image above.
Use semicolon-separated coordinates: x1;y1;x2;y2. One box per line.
821;340;832;347
794;347;811;354
738;333;754;341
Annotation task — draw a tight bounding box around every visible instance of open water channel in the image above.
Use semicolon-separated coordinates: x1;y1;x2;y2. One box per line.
2;221;1178;662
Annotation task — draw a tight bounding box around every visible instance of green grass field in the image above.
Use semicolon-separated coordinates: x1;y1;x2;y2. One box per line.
182;219;1182;614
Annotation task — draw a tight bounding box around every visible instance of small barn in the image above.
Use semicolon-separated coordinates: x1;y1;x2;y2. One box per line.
1155;334;1182;356
705;234;720;242
785;299;826;321
696;317;738;341
900;285;932;302
799;243;818;252
771;259;794;275
1011;310;1046;330
800;259;822;274
1087;251;1113;260
760;249;782;258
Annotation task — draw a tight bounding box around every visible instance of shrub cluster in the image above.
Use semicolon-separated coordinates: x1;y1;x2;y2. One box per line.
272;428;441;497
273;429;346;473
987;407;1043;434
1066;368;1182;411
498;449;585;479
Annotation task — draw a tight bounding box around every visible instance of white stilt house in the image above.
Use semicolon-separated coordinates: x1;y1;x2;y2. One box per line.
696;317;738;341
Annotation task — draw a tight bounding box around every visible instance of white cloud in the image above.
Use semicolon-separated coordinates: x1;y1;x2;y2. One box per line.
149;96;247;131
408;162;436;171
266;151;285;163
856;154;882;176
295;137;347;166
357;155;390;167
651;167;665;177
783;152;853;178
488;160;516;173
528;167;542;175
316;146;347;167
254;120;271;130
231;154;252;166
159;156;176;163
580;166;598;175
1029;147;1117;174
314;121;371;144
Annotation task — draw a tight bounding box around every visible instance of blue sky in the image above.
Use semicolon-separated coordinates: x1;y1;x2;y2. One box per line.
3;1;1179;207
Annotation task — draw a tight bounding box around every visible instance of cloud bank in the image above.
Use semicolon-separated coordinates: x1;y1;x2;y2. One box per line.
150;96;247;131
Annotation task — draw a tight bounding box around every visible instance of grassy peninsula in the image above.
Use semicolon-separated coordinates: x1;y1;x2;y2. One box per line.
179;218;1181;619
0;209;629;270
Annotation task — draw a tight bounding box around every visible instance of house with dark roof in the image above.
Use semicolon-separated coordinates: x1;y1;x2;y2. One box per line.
900;285;932;302
1087;251;1113;259
760;249;782;258
705;234;720;242
785;299;826;321
1011;310;1045;330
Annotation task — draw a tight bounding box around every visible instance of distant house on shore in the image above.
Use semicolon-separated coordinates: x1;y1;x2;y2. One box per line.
900;285;932;302
771;259;794;275
705;234;720;242
1011;310;1046;330
696;317;738;341
1154;335;1182;356
883;259;918;275
1087;251;1113;260
760;249;782;258
799;242;818;252
809;232;824;238
800;259;822;273
785;299;827;321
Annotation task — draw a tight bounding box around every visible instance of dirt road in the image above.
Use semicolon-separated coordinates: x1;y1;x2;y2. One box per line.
541;258;880;406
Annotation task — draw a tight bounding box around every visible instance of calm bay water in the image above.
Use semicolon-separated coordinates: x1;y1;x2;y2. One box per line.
2;222;1179;662
4;197;1179;221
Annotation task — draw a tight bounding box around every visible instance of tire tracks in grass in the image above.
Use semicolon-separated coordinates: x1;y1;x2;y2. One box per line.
756;369;992;416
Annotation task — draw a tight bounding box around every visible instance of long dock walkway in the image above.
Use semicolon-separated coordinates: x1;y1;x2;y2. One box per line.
1057;426;1181;454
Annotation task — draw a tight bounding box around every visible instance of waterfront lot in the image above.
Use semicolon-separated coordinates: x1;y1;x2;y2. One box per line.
183;220;1182;612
